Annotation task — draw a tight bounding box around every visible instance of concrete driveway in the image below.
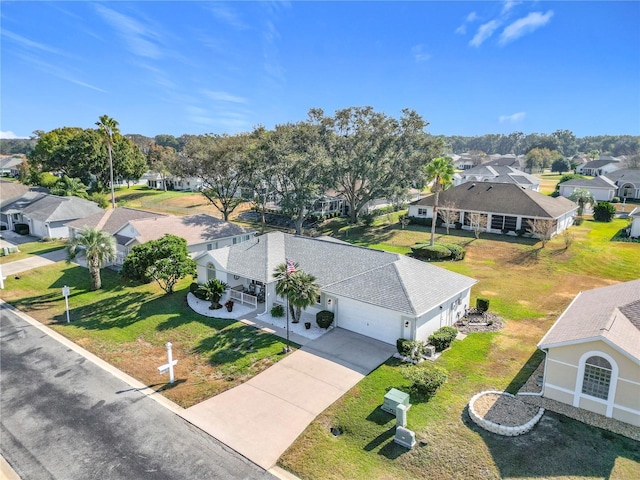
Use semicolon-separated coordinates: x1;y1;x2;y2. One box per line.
182;328;395;469
1;248;67;276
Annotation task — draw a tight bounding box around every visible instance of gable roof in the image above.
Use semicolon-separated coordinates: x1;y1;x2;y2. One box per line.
581;159;620;169
455;165;540;187
66;207;164;234
0;180;46;202
604;168;640;185
200;231;477;317
0;192;102;222
411;182;577;219
538;279;640;364
116;214;255;246
560;176;617;189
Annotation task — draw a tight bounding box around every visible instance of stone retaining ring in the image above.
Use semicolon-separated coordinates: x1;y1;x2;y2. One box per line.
468;390;545;436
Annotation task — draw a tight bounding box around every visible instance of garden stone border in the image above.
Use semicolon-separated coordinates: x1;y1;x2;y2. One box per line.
468;390;545;436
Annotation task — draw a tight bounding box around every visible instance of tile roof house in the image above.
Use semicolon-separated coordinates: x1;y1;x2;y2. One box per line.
195;231;477;345
0;192;103;239
558;176;618;202
408;182;577;237
537;280;640;426
453;165;541;191
603;169;640;200
112;213;257;264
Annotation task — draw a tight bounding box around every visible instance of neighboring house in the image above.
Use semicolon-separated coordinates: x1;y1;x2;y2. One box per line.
0;155;23;177
629;208;640;238
0;179;37;202
558;176;617;202
195;231;477;345
577;158;621;177
453;165;541;191
0;192;103;239
483;154;526;171
408;182;577;237
452;154;476;171
112;214;256;264
537;280;640;427
66;207;164;265
603;169;640;200
146;173;204;191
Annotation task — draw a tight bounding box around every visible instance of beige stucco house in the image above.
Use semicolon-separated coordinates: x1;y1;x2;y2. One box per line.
537;280;640;426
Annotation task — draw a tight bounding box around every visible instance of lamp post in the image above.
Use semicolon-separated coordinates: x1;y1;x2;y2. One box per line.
62;285;70;323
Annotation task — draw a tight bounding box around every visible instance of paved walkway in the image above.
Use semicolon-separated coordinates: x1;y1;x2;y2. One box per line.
182;328;396;469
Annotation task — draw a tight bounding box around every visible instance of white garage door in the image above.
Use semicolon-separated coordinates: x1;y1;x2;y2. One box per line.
336;298;401;345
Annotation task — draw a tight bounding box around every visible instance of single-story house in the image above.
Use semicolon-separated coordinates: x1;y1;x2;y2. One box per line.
0;155;23;177
112;213;256;262
558;176;618;202
483;154;526;171
66;207;165;265
408;182;577;237
537;280;640;427
195;231;477;345
453;166;540;191
604;169;640;200
576;158;621;177
0;192;103;239
146;173;204;192
629;208;640;238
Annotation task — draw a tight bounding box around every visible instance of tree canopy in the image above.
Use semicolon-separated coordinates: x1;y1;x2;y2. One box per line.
121;234;196;294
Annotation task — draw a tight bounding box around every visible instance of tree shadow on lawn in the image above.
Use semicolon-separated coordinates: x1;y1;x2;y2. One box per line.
462;405;640;478
192;326;284;367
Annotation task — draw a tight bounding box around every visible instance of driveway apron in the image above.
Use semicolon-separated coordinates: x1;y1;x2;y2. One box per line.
181;328;395;469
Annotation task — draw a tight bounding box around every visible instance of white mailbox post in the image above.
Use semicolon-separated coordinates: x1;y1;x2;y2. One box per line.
61;285;71;323
158;342;178;384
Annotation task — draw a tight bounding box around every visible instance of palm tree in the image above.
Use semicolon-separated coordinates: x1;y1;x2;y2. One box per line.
569;188;595;216
424;156;455;246
273;262;320;323
96;115;120;209
51;176;88;198
67;228;116;290
197;279;229;309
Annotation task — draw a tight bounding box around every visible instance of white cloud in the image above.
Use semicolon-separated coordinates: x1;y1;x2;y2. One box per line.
201;90;247;104
14;52;106;92
499;112;526;123
501;1;521;15
467;12;478;22
94;4;163;59
469;20;501;47
455;11;478;35
2;30;70;57
0;131;26;139
207;4;248;30
411;44;431;62
499;11;554;45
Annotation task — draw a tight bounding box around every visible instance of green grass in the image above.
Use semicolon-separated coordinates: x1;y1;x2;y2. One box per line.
0;239;66;264
1;263;292;407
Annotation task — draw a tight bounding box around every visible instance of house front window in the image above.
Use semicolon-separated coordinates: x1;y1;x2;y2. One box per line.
581;356;612;400
417;208;428;216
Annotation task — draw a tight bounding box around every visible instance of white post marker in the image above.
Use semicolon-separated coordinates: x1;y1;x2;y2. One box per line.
62;285;71;323
158;342;178;384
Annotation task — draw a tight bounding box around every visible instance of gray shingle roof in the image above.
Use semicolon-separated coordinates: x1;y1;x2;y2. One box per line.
411;182;577;219
66;207;163;234
561;176;617;188
456;166;540;187
581;159;620;169
538;279;640;363
604;168;640;184
1;192;103;222
204;231;477;316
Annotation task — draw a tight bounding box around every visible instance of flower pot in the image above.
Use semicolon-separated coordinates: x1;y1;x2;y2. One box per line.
305;322;311;329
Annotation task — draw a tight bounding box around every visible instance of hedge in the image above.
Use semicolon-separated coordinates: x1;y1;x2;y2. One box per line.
400;364;448;396
428;326;458;352
316;310;335;329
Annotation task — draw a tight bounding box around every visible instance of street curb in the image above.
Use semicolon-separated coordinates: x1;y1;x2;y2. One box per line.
0;300;184;416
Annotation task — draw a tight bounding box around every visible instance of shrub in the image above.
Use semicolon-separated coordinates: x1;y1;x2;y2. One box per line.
396;338;412;356
593;201;616;222
454;221;462;230
515;228;527;237
441;243;466;260
411;243;451;260
408;216;432;227
400;364;448;396
428;326;458;352
271;304;285;317
88;192;110;209
573;215;584;226
476;297;490;313
316;310;335;329
189;282;200;294
611;196;620;203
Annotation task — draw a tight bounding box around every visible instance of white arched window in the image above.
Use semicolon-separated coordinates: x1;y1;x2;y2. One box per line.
574;351;618;418
581;356;612;399
206;263;216;282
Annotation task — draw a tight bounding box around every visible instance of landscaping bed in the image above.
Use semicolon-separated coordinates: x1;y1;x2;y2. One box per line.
469;391;544;435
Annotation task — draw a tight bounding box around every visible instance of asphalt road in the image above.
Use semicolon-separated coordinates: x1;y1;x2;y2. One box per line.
0;307;275;480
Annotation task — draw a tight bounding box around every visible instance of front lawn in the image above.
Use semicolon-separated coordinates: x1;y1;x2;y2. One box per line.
279;218;640;479
1;264;292;407
0;239;66;264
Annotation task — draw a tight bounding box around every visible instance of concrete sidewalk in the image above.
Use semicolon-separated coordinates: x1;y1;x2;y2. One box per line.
182;329;395;469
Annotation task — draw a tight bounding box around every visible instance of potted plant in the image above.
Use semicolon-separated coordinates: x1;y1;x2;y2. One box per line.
305;321;311;329
225;300;234;312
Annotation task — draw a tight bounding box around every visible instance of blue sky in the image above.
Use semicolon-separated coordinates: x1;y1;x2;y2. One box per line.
1;1;639;139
